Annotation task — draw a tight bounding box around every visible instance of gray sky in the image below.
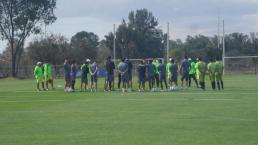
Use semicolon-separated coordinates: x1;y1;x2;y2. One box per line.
1;0;258;52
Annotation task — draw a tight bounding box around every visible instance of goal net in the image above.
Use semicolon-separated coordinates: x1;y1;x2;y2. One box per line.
224;56;258;74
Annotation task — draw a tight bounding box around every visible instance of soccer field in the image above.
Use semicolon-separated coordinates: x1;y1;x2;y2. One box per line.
0;75;257;145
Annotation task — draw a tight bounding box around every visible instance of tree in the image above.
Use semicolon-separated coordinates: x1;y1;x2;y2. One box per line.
0;0;56;77
27;34;70;65
70;31;99;63
104;9;164;59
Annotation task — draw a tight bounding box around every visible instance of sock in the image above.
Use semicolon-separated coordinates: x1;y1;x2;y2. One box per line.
221;81;224;89
217;82;221;90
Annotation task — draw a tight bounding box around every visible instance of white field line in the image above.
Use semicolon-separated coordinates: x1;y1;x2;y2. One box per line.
195;99;237;101
0;100;65;103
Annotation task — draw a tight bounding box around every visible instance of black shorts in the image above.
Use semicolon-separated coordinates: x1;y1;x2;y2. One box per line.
181;72;189;81
170;75;178;82
91;75;98;83
159;74;166;81
147;75;155;81
81;77;88;83
121;74;129;83
105;74;114;82
139;76;145;83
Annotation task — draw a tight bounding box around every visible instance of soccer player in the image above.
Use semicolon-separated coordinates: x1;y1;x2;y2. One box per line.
90;60;98;92
43;62;54;90
118;58;129;95
215;57;224;90
207;58;216;90
70;60;77;92
158;59;168;91
188;58;199;88
34;62;45;91
105;56;115;91
168;59;178;90
80;59;90;92
196;57;206;90
146;59;156;91
137;59;146;91
117;73;121;90
153;59;160;90
180;56;191;88
64;59;71;92
126;58;133;92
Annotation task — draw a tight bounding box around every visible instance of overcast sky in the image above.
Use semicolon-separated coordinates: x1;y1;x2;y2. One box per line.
1;0;258;52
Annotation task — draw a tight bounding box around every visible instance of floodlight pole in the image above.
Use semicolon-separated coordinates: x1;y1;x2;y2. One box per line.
222;20;225;74
113;24;116;64
167;22;170;62
218;8;221;49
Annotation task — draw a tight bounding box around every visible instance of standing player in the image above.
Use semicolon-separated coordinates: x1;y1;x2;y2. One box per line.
180;56;191;89
80;59;90;92
70;60;77;92
34;62;45;91
188;58;199;88
207;58;216;90
137;59;146;92
126;58;133;92
153;59;160;90
44;62;54;90
168;59;178;90
64;59;71;92
146;59;156;91
215;57;224;90
105;56;115;91
158;59;168;91
89;60;98;92
196;57;206;90
118;58;129;95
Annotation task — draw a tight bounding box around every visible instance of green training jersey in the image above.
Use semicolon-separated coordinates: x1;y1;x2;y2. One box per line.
166;62;172;74
152;61;160;74
215;61;223;74
196;61;206;74
189;62;196;75
34;66;43;78
44;64;52;76
207;62;216;74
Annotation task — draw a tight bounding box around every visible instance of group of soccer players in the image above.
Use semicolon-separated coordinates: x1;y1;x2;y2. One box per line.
34;56;224;94
33;62;54;91
103;55;224;95
63;58;99;92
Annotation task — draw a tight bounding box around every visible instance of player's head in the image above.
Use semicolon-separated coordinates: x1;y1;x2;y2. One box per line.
86;59;91;63
184;56;188;60
209;58;214;62
121;58;125;62
171;59;175;63
188;58;192;62
198;57;202;61
37;62;41;66
107;56;111;61
149;59;153;64
159;59;162;63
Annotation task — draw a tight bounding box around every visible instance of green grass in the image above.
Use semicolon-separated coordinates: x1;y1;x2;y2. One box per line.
0;75;258;145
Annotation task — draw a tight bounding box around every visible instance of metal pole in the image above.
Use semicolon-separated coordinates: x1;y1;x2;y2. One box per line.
222;20;225;74
113;24;116;63
218;8;221;49
167;22;170;62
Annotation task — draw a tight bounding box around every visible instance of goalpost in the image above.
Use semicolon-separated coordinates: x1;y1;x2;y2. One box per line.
224;56;258;74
